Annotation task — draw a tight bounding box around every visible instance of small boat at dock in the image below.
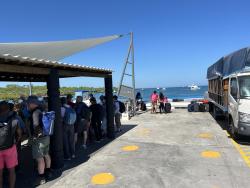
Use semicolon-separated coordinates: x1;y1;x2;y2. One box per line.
188;84;200;91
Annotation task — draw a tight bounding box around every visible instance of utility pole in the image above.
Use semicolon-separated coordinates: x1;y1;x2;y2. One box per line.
29;82;32;96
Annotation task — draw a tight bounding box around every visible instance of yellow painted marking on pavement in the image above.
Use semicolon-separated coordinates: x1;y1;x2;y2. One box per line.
230;139;250;168
241;147;250;151
224;130;230;137
91;173;115;185
243;152;250;155
198;133;213;139
223;130;250;168
122;145;139;151
201;151;221;158
137;128;150;136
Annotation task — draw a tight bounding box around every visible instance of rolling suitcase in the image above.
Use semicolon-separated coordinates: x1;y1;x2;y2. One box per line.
164;103;171;113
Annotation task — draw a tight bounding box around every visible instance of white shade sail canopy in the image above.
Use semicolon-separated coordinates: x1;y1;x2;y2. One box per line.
0;34;123;61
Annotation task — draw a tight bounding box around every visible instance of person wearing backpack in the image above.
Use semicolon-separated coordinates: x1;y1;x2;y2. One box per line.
113;95;122;132
61;97;76;160
27;96;52;186
75;96;91;149
89;97;103;142
0;101;22;188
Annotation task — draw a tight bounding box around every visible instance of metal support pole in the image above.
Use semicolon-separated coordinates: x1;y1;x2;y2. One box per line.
46;69;64;169
131;32;136;115
105;75;115;139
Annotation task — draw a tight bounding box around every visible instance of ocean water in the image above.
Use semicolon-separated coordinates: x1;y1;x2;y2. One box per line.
136;86;208;102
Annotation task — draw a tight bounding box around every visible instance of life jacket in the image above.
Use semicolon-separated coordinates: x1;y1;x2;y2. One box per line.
118;101;126;113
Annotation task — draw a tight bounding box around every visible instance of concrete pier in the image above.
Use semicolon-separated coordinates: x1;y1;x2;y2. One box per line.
40;109;250;188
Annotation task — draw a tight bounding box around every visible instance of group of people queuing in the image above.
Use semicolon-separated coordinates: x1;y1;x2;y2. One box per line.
0;93;123;187
150;91;171;113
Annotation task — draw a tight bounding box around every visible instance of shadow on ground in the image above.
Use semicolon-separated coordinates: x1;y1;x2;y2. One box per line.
209;112;250;145
14;124;137;188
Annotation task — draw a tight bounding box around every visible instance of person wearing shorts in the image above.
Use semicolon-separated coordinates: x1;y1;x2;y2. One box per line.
0;101;22;188
151;91;159;113
75;96;91;149
77;118;90;149
27;96;52;186
32;136;50;160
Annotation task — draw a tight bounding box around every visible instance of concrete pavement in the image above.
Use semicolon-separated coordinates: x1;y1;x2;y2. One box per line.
41;109;250;188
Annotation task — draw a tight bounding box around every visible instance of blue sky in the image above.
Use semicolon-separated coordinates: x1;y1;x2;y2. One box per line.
1;0;250;88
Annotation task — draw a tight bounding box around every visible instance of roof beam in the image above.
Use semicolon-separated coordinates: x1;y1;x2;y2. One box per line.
58;70;111;78
0;63;49;75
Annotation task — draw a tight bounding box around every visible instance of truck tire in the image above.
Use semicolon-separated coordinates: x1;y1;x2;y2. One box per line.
229;118;240;140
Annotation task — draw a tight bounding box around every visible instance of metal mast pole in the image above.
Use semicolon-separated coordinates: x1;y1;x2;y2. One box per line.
131;32;136;115
117;32;136;116
117;34;132;96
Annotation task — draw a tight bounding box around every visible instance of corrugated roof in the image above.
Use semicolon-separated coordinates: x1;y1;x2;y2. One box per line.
0;53;112;74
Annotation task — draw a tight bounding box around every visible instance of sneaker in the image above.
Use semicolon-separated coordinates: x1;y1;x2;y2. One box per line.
34;176;46;186
82;145;87;149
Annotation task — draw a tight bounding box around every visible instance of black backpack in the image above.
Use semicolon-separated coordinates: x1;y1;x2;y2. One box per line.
118;101;126;113
80;104;91;121
0;113;16;151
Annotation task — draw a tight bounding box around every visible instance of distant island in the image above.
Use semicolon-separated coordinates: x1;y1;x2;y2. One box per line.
0;84;116;100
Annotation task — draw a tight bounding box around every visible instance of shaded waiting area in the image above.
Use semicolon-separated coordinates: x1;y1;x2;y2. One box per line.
0;34;124;169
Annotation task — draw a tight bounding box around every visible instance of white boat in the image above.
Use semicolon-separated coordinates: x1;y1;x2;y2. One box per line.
188;84;200;91
163;87;166;90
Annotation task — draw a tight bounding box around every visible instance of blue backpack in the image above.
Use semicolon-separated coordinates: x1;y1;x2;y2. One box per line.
64;107;76;126
42;111;55;136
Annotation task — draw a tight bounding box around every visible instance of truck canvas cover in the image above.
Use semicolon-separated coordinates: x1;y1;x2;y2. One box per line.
207;47;250;79
207;58;224;79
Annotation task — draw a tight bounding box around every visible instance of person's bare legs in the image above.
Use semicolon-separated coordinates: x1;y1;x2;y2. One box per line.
0;169;3;188
83;122;90;147
37;158;45;174
8;168;16;188
44;154;51;168
83;131;88;146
